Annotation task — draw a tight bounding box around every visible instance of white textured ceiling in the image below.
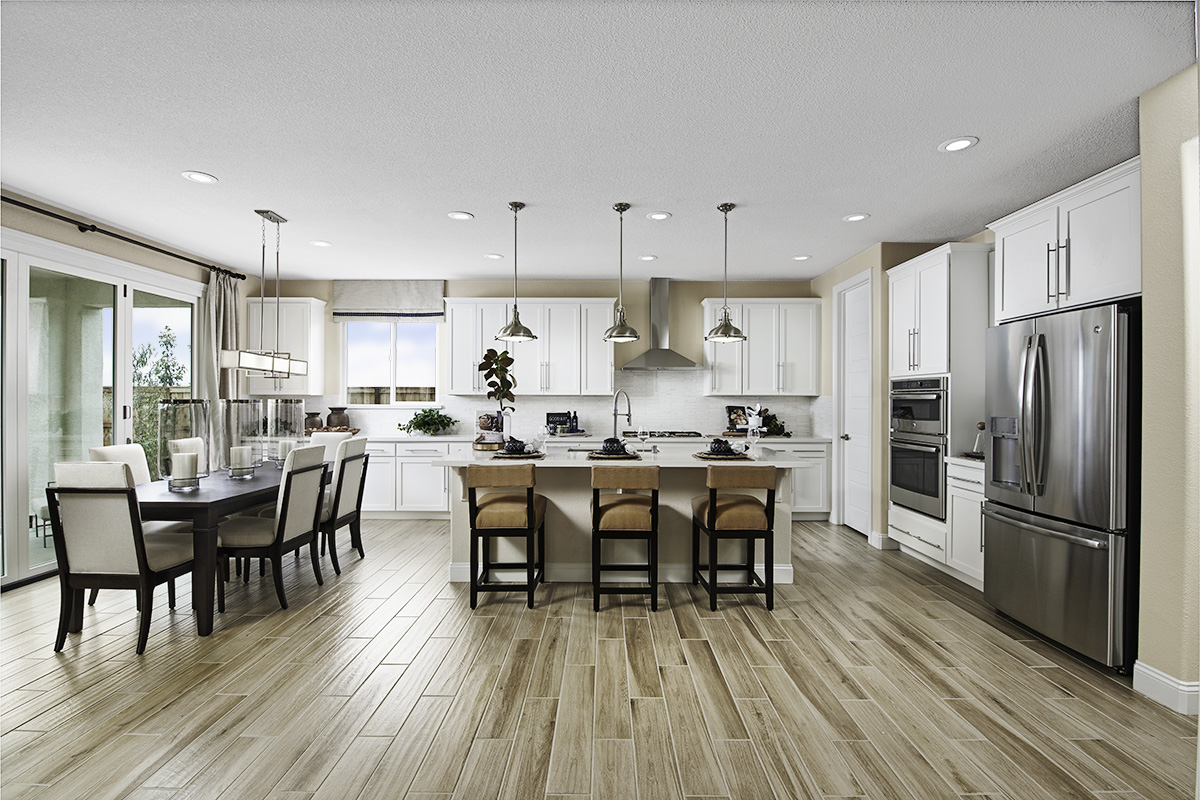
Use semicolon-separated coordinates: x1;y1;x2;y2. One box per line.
1;1;1195;282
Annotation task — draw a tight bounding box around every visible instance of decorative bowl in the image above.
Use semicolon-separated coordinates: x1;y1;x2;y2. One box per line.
504;437;526;454
601;437;625;455
708;438;734;455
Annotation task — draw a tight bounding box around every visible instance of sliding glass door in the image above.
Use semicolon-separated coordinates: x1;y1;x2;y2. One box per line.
1;237;201;587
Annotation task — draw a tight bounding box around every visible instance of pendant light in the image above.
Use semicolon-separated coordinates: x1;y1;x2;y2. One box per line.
495;201;537;342
603;202;640;343
705;202;746;343
220;210;309;376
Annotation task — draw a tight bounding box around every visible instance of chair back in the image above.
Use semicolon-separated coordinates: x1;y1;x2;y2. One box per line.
87;443;153;486
465;463;535;489
49;462;144;575
309;431;354;462
706;465;777;491
331;437;368;521
276;444;327;543
591;465;660;491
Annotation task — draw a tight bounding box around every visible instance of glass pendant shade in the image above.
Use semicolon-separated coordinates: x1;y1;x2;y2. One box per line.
603;202;640;344
705;202;746;343
496;201;537;342
603;306;640;343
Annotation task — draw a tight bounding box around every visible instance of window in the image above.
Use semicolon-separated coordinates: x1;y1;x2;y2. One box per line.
345;321;437;404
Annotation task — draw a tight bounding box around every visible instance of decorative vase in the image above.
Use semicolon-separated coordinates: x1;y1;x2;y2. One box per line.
327;407;350;428
305;411;323;431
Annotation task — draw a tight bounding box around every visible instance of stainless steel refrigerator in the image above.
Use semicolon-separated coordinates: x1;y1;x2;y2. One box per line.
983;302;1138;671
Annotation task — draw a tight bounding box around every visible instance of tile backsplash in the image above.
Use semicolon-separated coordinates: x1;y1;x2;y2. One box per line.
299;370;825;440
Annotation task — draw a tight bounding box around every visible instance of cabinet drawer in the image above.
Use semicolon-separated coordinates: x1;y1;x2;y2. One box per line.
365;442;396;457
888;504;947;562
946;463;985;492
395;443;450;458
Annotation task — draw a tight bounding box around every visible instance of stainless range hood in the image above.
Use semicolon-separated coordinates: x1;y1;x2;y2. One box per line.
620;278;702;370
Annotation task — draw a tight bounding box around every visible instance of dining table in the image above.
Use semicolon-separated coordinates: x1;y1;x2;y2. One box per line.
136;466;288;636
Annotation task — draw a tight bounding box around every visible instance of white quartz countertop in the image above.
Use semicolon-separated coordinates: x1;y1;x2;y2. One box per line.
429;450;823;468
366;434;830;445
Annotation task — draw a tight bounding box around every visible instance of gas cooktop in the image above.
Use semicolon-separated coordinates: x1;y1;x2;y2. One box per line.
622;430;704;438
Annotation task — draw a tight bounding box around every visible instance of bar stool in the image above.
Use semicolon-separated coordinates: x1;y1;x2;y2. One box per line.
591;465;660;612
691;465;777;611
466;464;547;609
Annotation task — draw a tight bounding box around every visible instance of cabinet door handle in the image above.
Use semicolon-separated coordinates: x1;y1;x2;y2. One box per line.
1058;239;1070;298
912;328;919;370
1046;243;1056;303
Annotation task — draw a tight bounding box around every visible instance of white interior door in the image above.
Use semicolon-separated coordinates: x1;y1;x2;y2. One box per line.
836;272;872;535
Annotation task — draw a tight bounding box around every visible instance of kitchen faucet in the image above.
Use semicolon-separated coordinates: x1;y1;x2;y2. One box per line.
612;389;631;439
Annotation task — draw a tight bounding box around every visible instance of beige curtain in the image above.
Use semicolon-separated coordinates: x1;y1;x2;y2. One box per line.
200;271;240;467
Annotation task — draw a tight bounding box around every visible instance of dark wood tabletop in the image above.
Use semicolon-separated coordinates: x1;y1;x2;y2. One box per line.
136;466;287;636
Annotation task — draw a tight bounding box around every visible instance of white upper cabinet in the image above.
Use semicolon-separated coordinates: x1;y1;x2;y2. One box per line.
990;157;1140;323
246;297;325;396
702;298;820;396
444;298;614;396
888;243;991;379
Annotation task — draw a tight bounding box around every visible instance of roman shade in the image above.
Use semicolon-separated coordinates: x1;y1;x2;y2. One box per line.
332;280;445;322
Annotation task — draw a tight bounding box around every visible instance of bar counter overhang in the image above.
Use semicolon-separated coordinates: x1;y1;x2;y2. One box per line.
429;449;811;585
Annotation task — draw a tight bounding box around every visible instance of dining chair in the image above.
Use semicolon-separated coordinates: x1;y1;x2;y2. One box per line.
309;431;354;462
319;437;369;575
466;464;546;609
591;465;660;611
85;442;190;606
215;444;327;611
47;461;195;654
691;465;777;611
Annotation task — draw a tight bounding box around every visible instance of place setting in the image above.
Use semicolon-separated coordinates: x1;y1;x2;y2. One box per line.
693;437;755;461
491;437;546;460
587;436;642;461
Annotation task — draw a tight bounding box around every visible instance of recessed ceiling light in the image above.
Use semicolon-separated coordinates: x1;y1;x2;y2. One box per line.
181;170;218;184
792;255;811;261
639;255;657;261
938;136;979;153
484;253;504;259
646;212;672;221
447;211;474;220
842;213;870;222
309;240;332;248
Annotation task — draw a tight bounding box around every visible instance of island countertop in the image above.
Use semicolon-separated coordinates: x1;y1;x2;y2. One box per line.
429;447;823;469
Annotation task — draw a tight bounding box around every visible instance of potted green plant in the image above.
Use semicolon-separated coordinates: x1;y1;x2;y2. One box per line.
399;408;458;436
478;348;516;432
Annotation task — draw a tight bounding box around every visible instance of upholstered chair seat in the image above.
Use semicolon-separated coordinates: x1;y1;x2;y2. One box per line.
591;465;660;611
466;464;546;609
475;492;548;529
689;493;769;530
691;465;777;611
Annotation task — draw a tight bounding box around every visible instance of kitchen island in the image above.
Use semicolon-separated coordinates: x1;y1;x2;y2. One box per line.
430;447;828;586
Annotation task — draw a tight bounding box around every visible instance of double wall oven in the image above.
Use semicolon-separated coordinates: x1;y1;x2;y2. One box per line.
889;377;948;519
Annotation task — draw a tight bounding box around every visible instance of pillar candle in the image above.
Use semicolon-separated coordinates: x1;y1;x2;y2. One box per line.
276;439;294;460
173;452;198;479
230;446;252;468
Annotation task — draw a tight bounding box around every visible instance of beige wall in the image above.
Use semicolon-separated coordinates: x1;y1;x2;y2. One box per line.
0;192;215;283
810;242;940;537
1139;62;1200;686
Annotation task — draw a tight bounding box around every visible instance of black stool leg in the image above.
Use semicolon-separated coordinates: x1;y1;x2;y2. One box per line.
765;530;774;611
526;529;536;609
593;530;602;612
746;536;755;586
470;530;479;610
691;520;700;585
649;531;658;612
708;533;719;612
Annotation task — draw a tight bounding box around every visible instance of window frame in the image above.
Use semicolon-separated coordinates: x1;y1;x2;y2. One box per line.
340;319;442;408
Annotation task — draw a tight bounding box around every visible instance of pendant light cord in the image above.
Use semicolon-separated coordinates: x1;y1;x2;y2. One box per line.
722;206;730;311
259;218;267;352
512;203;519;309
618;207;625;310
274;219;282;353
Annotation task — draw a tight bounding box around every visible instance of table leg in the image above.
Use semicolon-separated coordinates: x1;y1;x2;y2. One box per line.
193;524;218;636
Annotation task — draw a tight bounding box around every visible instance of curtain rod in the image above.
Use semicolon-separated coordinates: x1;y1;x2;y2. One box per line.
1;195;247;281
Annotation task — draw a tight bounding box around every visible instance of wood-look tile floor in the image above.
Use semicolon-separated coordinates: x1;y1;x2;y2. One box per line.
2;519;1195;799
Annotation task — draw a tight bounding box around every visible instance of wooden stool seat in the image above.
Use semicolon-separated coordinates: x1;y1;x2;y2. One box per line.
592;465;660;611
467;464;546;609
691;465;776;611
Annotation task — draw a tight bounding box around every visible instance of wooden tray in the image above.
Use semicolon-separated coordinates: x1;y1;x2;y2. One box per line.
586;452;642;461
305;427;361;436
693;452;754;461
491;451;546;460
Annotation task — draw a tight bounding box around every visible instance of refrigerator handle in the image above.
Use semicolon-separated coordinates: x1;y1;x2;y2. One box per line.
1017;334;1033;494
1031;333;1048;495
982;506;1109;550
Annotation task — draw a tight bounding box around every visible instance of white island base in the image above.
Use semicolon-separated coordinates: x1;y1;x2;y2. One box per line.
434;451;806;586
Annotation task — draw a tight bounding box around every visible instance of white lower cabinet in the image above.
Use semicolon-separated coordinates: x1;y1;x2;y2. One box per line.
764;443;830;515
361;442;397;512
889;459;985;589
395;443;450;512
945;460;985;584
361;441;452;513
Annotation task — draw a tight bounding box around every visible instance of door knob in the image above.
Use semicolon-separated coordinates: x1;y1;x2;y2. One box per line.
840;434;851;440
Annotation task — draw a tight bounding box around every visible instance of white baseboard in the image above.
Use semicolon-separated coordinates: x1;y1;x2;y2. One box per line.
449;561;794;585
868;529;899;550
1133;661;1200;715
362;511;450;520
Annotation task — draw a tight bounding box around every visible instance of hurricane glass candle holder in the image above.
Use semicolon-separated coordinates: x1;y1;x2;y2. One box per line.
158;399;210;491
